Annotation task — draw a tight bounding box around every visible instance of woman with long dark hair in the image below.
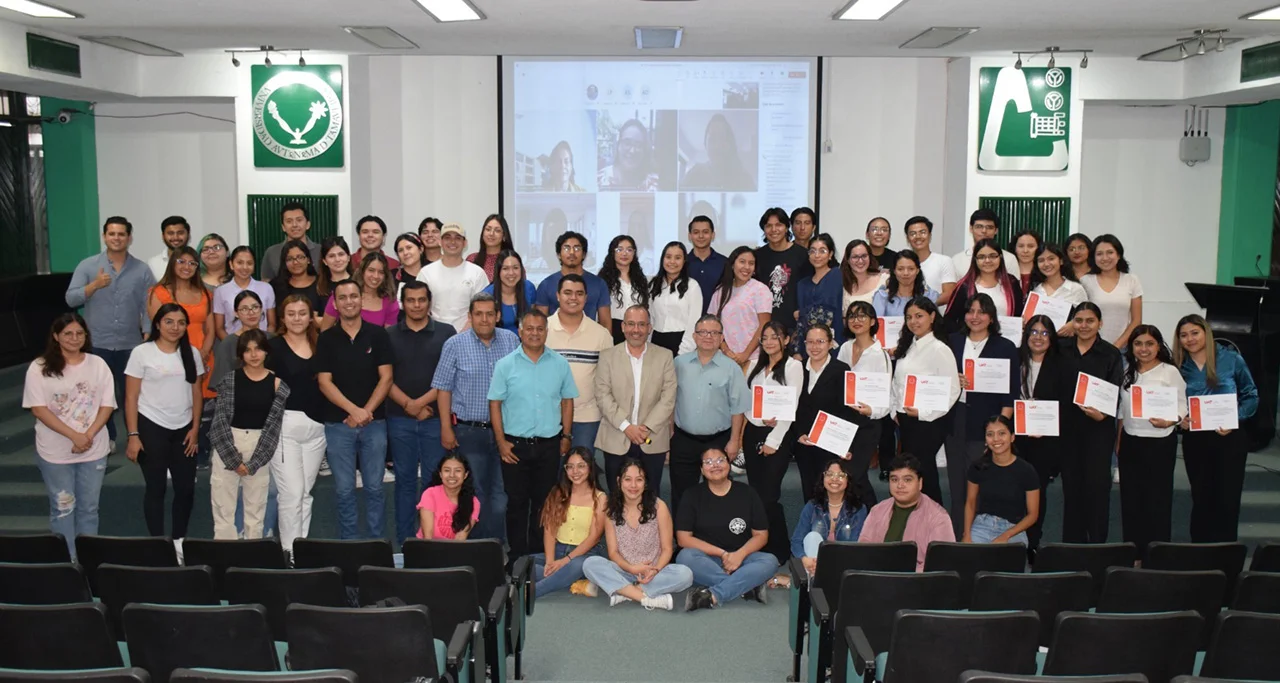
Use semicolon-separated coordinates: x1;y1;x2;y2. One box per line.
23;313;115;558
196;233;232;291
124;303;205;551
1064;233;1093;281
321;252;399;330
944;293;1019;534
743;321;802;562
1080;234;1143;350
1118;324;1186;558
1011;230;1042;294
1028;243;1086;336
794;233;845;358
873;249;938;317
467;214;515;283
837;300;896;483
316;236;352;299
599;234;650;344
393;233;426;287
417;452;480;539
543;141;585;192
707;245;772;367
648;241;701;356
532;447;607;597
149;246;215;368
841;238;886;314
270;239;322;316
963;415;1040;544
1017;314;1068;557
1174;314;1258;542
213;246;276;340
583;457;692;610
790;458;871;576
1057;301;1122;543
891;297;959;503
483;249;536;333
942;238;1024;333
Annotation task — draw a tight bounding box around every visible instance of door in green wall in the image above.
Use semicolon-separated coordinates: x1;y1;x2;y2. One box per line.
0;92;42;276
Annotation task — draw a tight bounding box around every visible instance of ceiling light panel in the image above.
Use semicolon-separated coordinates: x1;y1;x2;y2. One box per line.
0;0;79;18
411;0;484;22
1243;4;1280;19
344;26;419;49
635;26;683;49
834;0;909;21
899;26;977;49
80;36;182;56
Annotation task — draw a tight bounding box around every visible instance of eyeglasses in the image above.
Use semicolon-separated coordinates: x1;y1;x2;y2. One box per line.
804;339;832;346
693;330;722;338
824;471;848;479
174;259;198;268
808;248;830;256
201;244;225;253
614;246;635;255
565;463;590;471
867;227;890;235
286;255;310;264
702;457;727;466
1028;329;1052;338
59;330;86;339
850;254;870;262
906;230;929;238
975;253;1001;262
847;312;871;321
561;245;583;253
161;319;188;328
237;304;262;314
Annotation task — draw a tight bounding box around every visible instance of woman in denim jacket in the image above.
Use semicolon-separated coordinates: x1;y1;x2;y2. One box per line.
791;458;871;576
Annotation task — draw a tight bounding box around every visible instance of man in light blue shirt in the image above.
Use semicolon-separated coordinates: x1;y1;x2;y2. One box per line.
432;293;519;540
488;308;578;557
65;216;157;446
671;314;749;517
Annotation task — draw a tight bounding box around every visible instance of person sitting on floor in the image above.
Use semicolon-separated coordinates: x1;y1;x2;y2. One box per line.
858;453;955;570
417;452;480;539
531;447;607;597
790;458;871;580
583;457;693;610
676;447;779;611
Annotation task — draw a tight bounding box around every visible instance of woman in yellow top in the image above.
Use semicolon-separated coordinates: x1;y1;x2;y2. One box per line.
534;446;607;597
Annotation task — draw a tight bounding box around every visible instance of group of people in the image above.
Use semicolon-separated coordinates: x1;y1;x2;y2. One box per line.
21;202;1259;611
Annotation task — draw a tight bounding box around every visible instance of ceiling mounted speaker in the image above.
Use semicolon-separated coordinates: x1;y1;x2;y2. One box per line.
635;26;683;49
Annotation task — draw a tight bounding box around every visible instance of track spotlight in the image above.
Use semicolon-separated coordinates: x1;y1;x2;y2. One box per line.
298;52;306;66
264;53;272;66
1217;33;1225;52
1179;42;1189;58
1047;52;1055;69
230;52;240;67
1197;38;1206;55
1080;53;1088;68
1014;53;1022;69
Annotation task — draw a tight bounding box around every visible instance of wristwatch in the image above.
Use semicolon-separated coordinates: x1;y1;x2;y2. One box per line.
561;432;572;441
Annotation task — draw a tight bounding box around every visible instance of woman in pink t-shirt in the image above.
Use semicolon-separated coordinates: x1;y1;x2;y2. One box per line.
418;453;481;539
706;246;773;367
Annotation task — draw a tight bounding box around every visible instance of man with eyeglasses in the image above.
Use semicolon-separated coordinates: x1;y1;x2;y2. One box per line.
671;314;750;519
687;215;725;315
418;223;488;333
147;216;192;280
754;208;810;334
865;216;898;272
594;305;677;492
488;308;578;558
950;208;1019;288
904;215;957;304
534;231;611;327
261;202;321;282
546;274;614;455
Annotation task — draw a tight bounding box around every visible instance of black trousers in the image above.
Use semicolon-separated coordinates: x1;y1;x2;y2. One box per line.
670;428;730;520
877;415;898;474
898;413;949;504
1182;429;1249;543
137;414;197;540
500;436;562;558
603;443;666;496
1117;430;1177;558
1059;417;1115;544
742;423;792;562
651;331;683;357
945;402;987;536
1018;435;1061;550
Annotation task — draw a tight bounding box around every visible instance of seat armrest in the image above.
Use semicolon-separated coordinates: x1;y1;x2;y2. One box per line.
486;586;507;621
445;620;473;683
470;620;486;683
787;556;809;587
810;586;832;623
847;625;875;680
511;555;535;616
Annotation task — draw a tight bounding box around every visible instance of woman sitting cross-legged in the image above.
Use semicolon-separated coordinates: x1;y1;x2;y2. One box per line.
532;447;607;597
676;447;779;611
417;453;480;539
583;457;693;610
963;415;1040;544
791;458;871;578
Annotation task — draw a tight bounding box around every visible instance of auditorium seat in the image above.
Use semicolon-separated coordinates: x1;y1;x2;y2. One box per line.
75;535;178;596
970;571;1093;648
0;561;92;604
0;603;122;670
922;542;1026;608
1096;567;1225;649
0;533;71;564
847;609;1039;682
291;538;393;588
286;603;465;683
358;567;486;683
1042;611;1201;682
179;539;287;598
1198;610;1280;681
223;567;348;642
122;604;278;683
1032;542;1138;605
96;564;218;637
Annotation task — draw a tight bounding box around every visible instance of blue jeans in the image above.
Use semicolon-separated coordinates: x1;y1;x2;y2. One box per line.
454;423;506;542
969;513;1028;545
571;421;600;452
34;456;107;559
531;541;599;597
94;348;132;443
325;420;388;539
583;556;694;599
388;417;445;546
235;476;278;537
677;547;779;605
802;531;823;559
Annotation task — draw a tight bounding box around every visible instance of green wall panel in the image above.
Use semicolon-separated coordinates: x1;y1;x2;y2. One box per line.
41;97;98;273
1218;100;1280;284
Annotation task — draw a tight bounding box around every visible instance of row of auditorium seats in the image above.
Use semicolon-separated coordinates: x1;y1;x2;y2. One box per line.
0;670;360;682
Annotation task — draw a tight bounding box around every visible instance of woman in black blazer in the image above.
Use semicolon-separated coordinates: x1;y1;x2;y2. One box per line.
789;324;879;501
1017;314;1069;557
944;293;1019;535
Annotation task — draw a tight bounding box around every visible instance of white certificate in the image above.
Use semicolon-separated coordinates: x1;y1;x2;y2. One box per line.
904;374;954;414
999;316;1024;347
1072;372;1120;418
806;410;859;458
1015;400;1060;436
845;371;891;410
1189;394;1240;431
876;316;905;349
1129;385;1179;422
1023;292;1073;331
965;357;1011;395
750;385;797;422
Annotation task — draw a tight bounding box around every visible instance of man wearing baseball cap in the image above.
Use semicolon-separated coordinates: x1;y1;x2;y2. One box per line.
418;223;489;333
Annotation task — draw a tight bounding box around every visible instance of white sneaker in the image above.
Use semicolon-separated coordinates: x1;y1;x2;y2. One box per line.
318;457;331;477
1113;467;1121;484
641;594;674;611
609;594;632;607
173;538;184;564
355;471;363;489
109;440;117;455
383;467;396;483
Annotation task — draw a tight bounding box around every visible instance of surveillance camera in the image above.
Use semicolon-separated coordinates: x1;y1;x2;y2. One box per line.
56;110;73;124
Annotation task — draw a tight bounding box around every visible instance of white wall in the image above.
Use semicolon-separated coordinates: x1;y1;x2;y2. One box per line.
1078;103;1224;337
94;102;238;259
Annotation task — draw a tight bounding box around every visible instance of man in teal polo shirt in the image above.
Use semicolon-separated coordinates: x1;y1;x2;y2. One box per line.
489;308;579;558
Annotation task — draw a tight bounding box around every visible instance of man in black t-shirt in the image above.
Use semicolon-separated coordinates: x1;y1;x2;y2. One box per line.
675;447;779;610
753;208;810;334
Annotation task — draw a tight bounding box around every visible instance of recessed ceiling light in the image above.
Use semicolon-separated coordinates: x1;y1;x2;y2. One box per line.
1243;4;1280;19
833;0;909;21
635;26;683;49
899;26;977;49
0;0;80;19
344;26;419;49
411;0;484;22
80;36;182;56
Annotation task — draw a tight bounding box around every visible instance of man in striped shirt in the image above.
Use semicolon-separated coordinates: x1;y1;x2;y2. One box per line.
546;274;614;458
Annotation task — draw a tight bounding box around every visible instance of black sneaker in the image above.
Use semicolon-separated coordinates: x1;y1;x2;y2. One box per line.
685;587;715;612
742;583;769;605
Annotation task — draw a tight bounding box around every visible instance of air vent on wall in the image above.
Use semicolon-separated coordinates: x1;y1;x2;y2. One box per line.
635;26;683;49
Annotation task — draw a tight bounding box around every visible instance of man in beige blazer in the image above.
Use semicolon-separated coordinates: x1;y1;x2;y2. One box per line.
594;305;678;492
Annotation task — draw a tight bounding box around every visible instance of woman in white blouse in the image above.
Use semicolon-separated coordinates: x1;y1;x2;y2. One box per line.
841;239;887;314
1080;235;1143;350
891;296;961;503
1029;243;1087;336
599;234;649;344
741;321;803;562
647;241;701;357
1117;324;1186;561
839;300;897;486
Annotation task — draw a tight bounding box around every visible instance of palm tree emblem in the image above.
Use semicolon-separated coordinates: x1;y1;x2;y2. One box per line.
267;99;329;145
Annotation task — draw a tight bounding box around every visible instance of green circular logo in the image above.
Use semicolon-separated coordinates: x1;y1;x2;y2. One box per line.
252;70;343;161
